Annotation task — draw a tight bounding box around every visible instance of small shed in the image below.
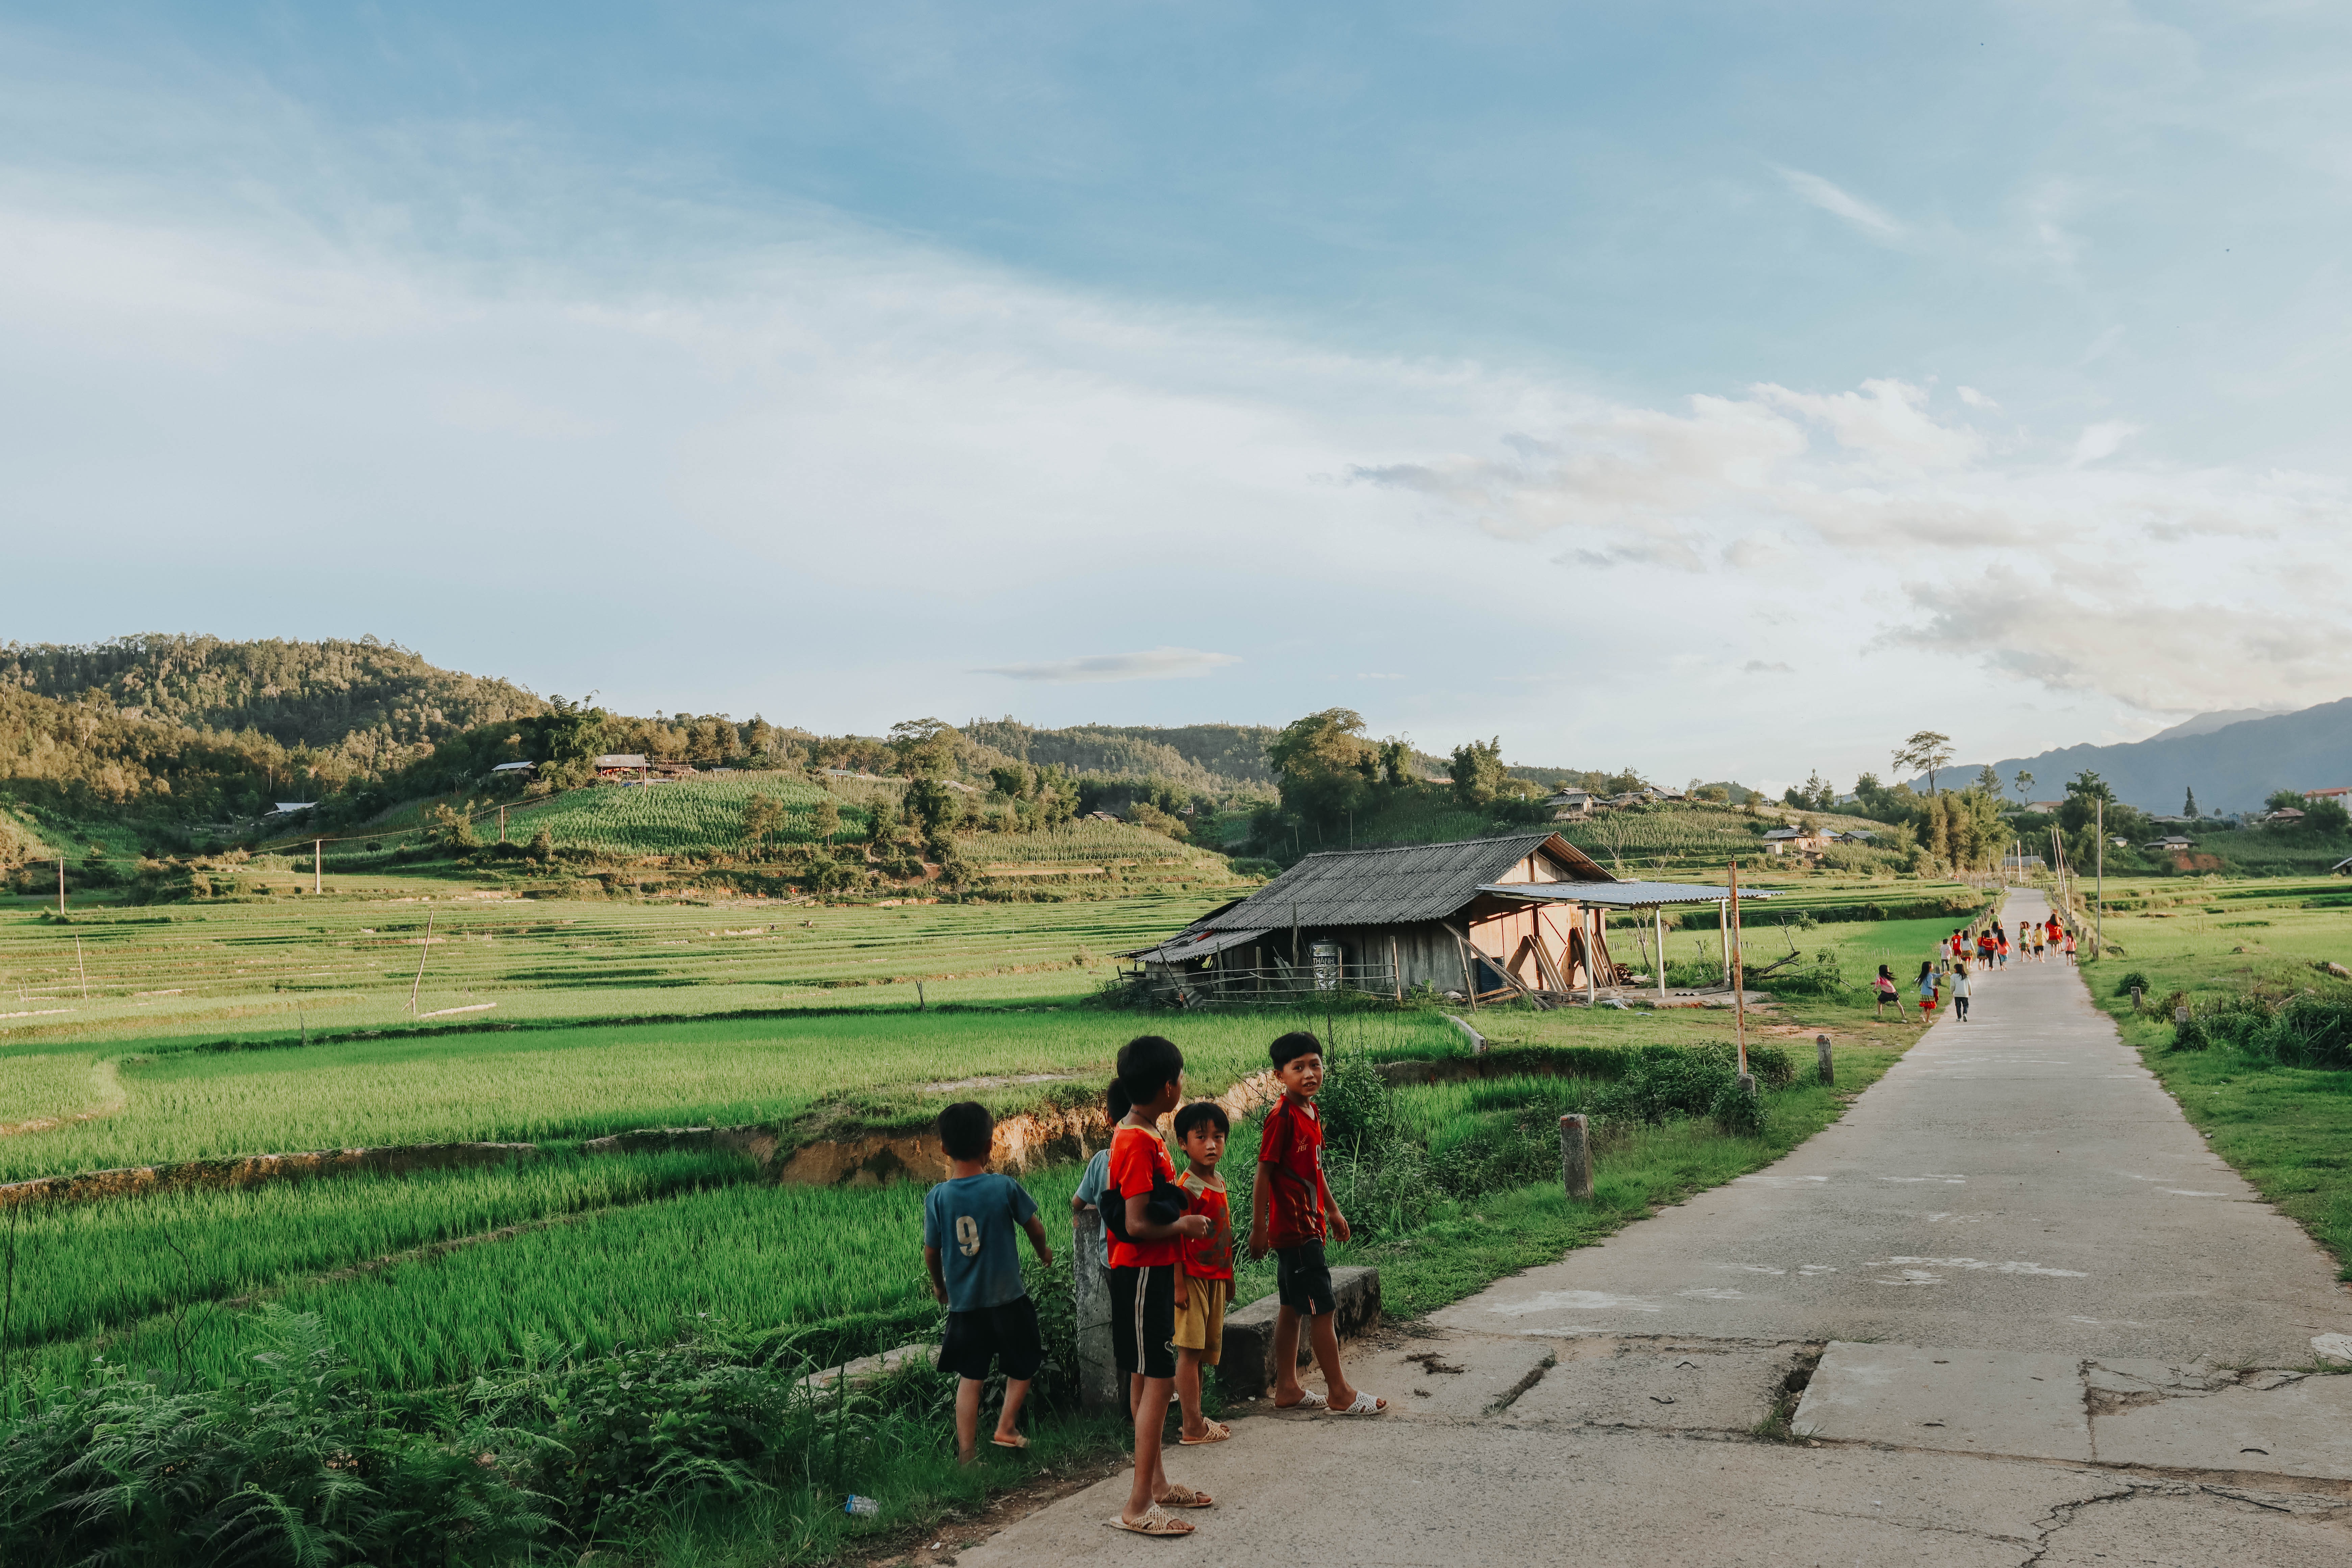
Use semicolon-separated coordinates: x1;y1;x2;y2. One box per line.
594;754;650;782
1122;832;1769;1005
489;761;537;777
1761;826;1827;855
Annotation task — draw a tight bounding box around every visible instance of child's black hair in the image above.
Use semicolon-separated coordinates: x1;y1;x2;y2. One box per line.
1173;1101;1230;1142
1269;1030;1322;1071
1117;1035;1185;1104
1104;1077;1133;1123
937;1100;995;1162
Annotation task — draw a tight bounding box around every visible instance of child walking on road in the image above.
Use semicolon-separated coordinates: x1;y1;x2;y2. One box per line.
1250;1031;1386;1418
1951;961;1974;1022
923;1102;1054;1463
1917;961;1940;1016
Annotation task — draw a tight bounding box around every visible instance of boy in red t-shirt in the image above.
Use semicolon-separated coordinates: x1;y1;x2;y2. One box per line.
1105;1035;1214;1537
1248;1031;1385;1417
1169;1100;1235;1446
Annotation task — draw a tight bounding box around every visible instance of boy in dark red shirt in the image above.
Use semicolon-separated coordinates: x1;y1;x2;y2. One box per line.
1170;1100;1234;1446
1105;1035;1214;1537
1248;1030;1385;1417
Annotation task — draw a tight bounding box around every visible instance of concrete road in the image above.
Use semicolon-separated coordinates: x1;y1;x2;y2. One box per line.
938;890;2352;1567
1435;892;2348;1365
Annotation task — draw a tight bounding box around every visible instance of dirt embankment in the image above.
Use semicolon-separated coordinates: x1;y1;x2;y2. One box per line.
0;1071;1294;1208
0;1141;540;1212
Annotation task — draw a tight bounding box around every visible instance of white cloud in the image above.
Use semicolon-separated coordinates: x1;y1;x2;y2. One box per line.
1956;386;1998;410
1743;660;1795;675
1771;165;1907;244
1885;570;2352;713
2070;421;2138;466
972;647;1242;683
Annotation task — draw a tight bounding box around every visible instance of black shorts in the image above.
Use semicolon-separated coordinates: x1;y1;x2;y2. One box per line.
1276;1240;1335;1317
1109;1263;1177;1380
939;1296;1044;1383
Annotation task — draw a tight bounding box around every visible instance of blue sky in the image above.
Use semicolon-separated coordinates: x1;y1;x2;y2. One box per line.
4;3;2348;790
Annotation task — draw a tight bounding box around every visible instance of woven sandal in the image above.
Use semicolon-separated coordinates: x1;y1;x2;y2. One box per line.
1106;1505;1195;1537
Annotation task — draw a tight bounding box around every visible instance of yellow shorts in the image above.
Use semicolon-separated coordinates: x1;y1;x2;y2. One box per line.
1171;1273;1228;1363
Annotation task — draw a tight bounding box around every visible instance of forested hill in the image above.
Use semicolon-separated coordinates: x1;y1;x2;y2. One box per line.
0;636;544;762
960;719;1282;790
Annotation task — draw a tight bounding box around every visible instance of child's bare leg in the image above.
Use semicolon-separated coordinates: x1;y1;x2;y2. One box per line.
1124;1375;1178;1523
1307;1312;1357;1407
1175;1348;1207;1439
1271;1304;1306;1403
954;1377;983;1463
995;1377;1031;1443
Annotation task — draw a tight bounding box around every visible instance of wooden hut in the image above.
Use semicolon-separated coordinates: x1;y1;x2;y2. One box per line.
1124;831;1769;1005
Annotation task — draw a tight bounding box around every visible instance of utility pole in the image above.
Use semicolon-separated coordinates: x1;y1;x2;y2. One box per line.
499;805;507;844
314;838;322;895
57;858;66;915
1729;859;1750;1091
2094;797;2104;959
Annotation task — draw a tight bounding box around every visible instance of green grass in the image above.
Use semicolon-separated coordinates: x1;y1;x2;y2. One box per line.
26;1161;1090;1393
0;1150;748;1362
2073;872;2352;1279
0;889;1235;1047
958;820;1221;868
0;1009;1458;1182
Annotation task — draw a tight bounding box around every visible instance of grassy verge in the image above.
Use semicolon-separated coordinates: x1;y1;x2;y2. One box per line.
2072;874;2352;1279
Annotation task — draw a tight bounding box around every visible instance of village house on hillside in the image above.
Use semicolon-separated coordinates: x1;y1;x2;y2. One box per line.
1122;832;1756;1005
1547;788;1595;819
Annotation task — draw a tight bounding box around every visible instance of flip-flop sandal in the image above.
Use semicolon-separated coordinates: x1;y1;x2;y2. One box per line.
1155;1484;1214;1509
1105;1505;1194;1537
1178;1421;1232;1445
1272;1391;1328;1411
989;1433;1028;1449
1331;1391;1388;1415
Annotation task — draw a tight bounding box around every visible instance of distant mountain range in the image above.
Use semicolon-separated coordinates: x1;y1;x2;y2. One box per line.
1914;699;2352;814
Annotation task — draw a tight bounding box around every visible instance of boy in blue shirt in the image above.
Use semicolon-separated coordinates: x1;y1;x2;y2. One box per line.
924;1100;1054;1462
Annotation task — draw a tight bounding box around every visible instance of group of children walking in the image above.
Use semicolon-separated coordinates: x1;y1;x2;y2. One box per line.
1869;911;2075;1023
921;1028;1379;1540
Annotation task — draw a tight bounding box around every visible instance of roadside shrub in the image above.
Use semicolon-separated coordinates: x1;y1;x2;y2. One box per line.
1709;1077;1767;1136
2172;991;2352;1069
2113;970;2152;999
1593;1045;1738;1125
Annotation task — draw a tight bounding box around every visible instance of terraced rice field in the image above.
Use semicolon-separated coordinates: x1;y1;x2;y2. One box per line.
0;889;1230;1043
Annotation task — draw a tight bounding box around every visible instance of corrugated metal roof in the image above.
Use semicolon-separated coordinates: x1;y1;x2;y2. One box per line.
1187;833;1611;933
1476;880;1777;907
1122;926;1272;964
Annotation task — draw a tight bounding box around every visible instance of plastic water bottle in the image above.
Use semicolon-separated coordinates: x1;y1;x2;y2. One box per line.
844;1495;880;1518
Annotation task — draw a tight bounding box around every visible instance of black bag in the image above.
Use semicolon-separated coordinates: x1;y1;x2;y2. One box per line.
1099;1146;1189;1245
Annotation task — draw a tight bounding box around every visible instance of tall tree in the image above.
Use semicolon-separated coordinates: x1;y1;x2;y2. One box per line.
2182;786;2198;818
1266;709;1378;834
1892;731;1955;795
2013;769;2036;806
888;718;959;780
1448;737;1506;807
739;792;786;855
1974;764;2003;794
